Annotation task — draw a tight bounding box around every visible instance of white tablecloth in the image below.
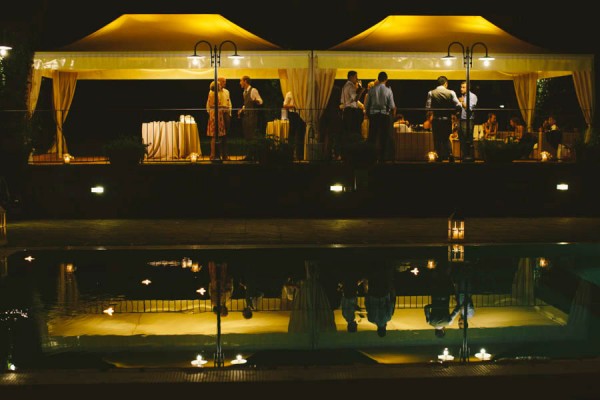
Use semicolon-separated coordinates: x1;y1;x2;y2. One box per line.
142;121;201;160
266;119;290;141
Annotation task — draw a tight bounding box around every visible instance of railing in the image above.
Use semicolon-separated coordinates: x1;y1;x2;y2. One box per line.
69;293;547;315
1;107;585;164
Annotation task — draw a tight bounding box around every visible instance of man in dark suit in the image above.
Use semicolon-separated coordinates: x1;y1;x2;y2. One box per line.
426;76;461;162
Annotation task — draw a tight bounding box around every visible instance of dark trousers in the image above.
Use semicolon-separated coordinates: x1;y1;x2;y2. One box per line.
432;118;452;160
459;120;474;159
368;113;391;162
288;111;306;160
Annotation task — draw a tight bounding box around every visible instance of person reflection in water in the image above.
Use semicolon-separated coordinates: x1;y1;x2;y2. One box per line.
239;274;264;320
339;270;367;333
364;264;396;337
208;261;233;317
288;260;337;333
453;265;475;329
424;263;460;337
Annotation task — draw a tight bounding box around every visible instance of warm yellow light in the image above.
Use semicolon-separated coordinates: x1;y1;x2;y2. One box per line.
410;267;419;276
330;184;344;192
0;46;11;58
427;259;437;269
141;279;151;285
540;151;551;162
196;287;206;295
24;256;35;262
91;186;104;194
65;263;76;273
231;354;247;364
427;151;438;162
556;183;569;191
103;307;114;316
475;348;491;360
438;348;454;361
191;354;207;367
190;263;201;273
63;153;74;164
538;257;549;268
190;152;199;163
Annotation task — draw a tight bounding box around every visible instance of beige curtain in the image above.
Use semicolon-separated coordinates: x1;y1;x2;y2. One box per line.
49;70;78;156
278;69;290;99
513;73;538;132
572;71;595;143
313;68;337;141
286;68;310;124
26;67;43;119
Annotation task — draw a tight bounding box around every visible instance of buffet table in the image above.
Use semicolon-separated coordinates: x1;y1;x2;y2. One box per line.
142;121;201;160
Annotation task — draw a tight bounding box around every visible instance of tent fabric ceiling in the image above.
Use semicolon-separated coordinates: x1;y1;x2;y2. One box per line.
58;14;281;51
330;15;548;54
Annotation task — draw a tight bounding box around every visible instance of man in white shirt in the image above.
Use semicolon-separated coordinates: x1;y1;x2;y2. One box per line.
283;91;306;160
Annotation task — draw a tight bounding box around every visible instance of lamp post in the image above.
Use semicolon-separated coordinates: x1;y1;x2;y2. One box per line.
189;40;243;163
442;42;494;162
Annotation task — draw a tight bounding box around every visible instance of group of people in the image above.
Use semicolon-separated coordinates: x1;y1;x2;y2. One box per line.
205;75;305;161
206;73;560;163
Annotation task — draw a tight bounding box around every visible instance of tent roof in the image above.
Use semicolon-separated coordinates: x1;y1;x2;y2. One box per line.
330;16;547;54
59;14;281;51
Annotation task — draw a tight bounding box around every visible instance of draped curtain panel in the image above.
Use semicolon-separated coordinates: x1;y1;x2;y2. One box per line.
50;71;78;156
286;68;310;124
572;71;594;143
313;68;337;141
26;67;43;119
513;73;538;132
278;69;289;99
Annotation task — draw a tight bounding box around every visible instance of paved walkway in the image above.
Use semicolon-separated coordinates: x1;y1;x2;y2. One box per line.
3;217;600;251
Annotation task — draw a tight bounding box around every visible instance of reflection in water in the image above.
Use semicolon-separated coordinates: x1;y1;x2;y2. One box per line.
1;245;599;369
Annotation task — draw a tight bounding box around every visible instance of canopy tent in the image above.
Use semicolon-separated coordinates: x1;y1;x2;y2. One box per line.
30;14;595;158
30;14;314;156
318;16;594;137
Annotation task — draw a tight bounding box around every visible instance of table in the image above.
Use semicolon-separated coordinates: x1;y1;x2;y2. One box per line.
266;119;290;141
142;121;201;160
392;129;434;161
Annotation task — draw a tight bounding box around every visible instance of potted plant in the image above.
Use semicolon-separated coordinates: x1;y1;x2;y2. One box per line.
253;135;294;166
103;135;148;167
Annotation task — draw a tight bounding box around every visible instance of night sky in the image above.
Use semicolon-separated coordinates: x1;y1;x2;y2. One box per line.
6;0;598;54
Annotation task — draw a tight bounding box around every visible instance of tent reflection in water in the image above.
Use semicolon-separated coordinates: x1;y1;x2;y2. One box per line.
288;261;337;334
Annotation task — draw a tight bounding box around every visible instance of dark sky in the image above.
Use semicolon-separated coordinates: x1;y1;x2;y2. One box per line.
6;0;596;54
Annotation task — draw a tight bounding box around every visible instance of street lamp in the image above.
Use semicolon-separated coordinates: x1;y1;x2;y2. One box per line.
189;40;243;163
442;42;494;162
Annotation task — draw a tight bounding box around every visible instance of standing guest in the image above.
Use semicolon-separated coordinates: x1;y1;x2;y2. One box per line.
426;76;461;162
218;77;232;136
542;115;561;156
206;80;228;161
283;91;306;160
340;70;365;158
365;71;396;163
208;261;233;317
483;112;498;139
238;75;263;143
458;80;478;161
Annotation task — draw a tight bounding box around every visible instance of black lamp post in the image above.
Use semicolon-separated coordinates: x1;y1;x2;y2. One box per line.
189;40;243;163
442;42;494;162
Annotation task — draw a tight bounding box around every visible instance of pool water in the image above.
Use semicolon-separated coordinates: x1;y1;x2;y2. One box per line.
1;244;599;369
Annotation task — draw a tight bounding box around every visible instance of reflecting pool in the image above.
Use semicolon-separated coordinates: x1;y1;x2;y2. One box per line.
1;244;599;370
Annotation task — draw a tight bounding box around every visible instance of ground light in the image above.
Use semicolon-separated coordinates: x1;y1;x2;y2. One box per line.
475;348;492;360
438;348;454;361
330;184;344;193
191;354;208;367
231;354;247;365
91;186;104;194
556;183;568;191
